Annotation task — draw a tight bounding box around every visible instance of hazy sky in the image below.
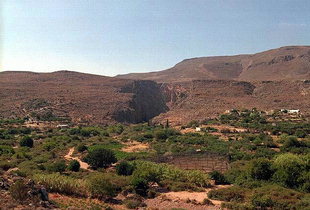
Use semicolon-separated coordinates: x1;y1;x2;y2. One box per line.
1;0;310;76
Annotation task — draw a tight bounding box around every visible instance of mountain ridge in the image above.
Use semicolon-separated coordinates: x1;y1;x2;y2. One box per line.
1;45;310;125
117;46;310;82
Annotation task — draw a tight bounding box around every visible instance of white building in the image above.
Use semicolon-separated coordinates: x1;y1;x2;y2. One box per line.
281;109;300;114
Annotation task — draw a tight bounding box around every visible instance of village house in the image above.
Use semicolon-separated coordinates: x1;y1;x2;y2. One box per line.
281;109;300;114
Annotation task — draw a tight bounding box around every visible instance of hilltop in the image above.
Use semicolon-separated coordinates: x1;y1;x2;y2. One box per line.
117;46;310;82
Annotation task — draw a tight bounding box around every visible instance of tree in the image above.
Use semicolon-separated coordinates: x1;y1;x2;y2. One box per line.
19;136;33;148
295;129;307;138
68;160;80;172
272;153;304;189
249;158;273;180
131;177;149;196
165;119;169;128
116;161;135;176
88;174;120;199
76;144;87;152
84;148;117;169
209;171;228;185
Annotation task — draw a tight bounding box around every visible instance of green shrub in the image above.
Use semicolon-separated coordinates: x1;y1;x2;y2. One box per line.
251;193;274;208
187;120;200;128
221;202;253;210
107;124;124;134
77;144;87;152
19;127;32;135
69;128;80;135
123;196;145;209
209;171;228;185
9;180;28;202
295;194;310;209
0;145;15;156
84;148;117;169
281;136;301;150
248;158;273;180
46;160;66;173
116;161;135;176
154;128;180;141
20;136;33;148
162;180;201;192
272;153;304;189
132;161;210;188
251;185;304;209
154;130;168;140
79;127;104;137
0;160;14;171
207;186;248;202
33;173;88;196
42;140;57;151
87;173;128;199
202;198;214;205
17;160;40;176
131;177;149;196
68;160;80;172
295;129;307;138
223;160;248;184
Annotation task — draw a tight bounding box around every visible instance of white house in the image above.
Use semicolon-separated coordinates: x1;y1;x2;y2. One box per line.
287;109;300;114
57;124;69;129
195;127;201;132
281;109;300;114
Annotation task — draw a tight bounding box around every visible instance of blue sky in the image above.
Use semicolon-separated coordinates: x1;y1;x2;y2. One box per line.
1;0;310;76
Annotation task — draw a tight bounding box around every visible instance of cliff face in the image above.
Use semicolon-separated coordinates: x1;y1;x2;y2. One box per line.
0;71;168;124
113;80;168;123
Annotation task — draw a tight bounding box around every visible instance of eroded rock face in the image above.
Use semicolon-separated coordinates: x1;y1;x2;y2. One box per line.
114;80;168;123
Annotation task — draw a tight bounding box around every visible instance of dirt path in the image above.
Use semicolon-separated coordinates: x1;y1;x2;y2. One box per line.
64;147;91;171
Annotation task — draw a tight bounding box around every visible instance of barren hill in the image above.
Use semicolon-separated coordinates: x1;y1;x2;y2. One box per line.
117;46;310;82
1;46;310;125
0;71;167;124
154;80;310;125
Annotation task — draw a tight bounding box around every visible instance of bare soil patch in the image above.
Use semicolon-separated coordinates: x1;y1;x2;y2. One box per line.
121;141;149;152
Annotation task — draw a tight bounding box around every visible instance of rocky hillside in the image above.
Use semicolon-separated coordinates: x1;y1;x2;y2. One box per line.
117;46;310;82
1;46;310;125
154;80;310;125
0;71;167;124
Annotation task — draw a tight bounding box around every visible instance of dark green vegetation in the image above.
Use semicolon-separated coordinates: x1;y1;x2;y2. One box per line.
0;109;309;209
219;109;310;137
84;147;117;169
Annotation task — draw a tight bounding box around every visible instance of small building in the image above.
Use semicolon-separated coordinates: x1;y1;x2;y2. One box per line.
195;127;201;132
287;109;300;114
281;109;300;114
57;124;69;129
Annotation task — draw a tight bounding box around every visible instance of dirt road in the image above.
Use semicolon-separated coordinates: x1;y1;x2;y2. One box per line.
64;147;91;170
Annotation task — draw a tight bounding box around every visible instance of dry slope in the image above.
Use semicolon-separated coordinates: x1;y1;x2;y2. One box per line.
0;71;167;124
117;46;310;82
